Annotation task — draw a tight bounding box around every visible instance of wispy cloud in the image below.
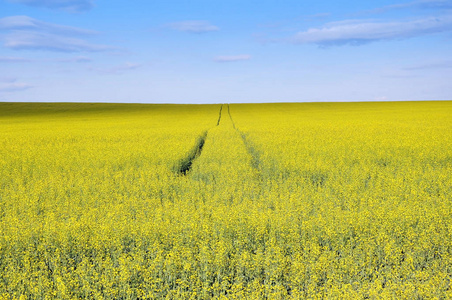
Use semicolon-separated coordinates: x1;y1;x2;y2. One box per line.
90;62;142;74
292;15;452;46
0;15;97;35
417;0;452;9
57;56;91;63
0;56;31;62
4;31;112;52
366;0;452;14
304;13;332;21
259;12;332;29
403;60;452;70
374;96;389;101
105;62;142;73
214;55;251;63
0;16;113;52
166;21;219;33
0;79;33;92
0;77;17;83
0;55;92;63
7;0;94;12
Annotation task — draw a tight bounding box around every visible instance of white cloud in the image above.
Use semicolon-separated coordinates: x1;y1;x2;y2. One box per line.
0;16;112;52
214;55;251;62
292;15;452;46
7;0;94;12
166;21;219;33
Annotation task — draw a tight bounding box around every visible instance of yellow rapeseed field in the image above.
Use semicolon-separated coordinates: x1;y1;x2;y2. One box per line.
0;101;451;299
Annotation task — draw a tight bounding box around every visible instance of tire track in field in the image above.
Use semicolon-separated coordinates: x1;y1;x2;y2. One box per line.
217;104;223;126
173;131;207;175
227;104;262;173
227;104;236;129
174;104;223;175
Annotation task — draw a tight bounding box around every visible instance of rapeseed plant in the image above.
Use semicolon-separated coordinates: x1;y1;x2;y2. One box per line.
0;101;451;299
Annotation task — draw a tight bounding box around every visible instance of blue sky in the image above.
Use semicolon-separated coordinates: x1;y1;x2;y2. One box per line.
0;0;451;103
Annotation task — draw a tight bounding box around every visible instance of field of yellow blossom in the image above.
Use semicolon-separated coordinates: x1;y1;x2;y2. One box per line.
0;101;451;299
